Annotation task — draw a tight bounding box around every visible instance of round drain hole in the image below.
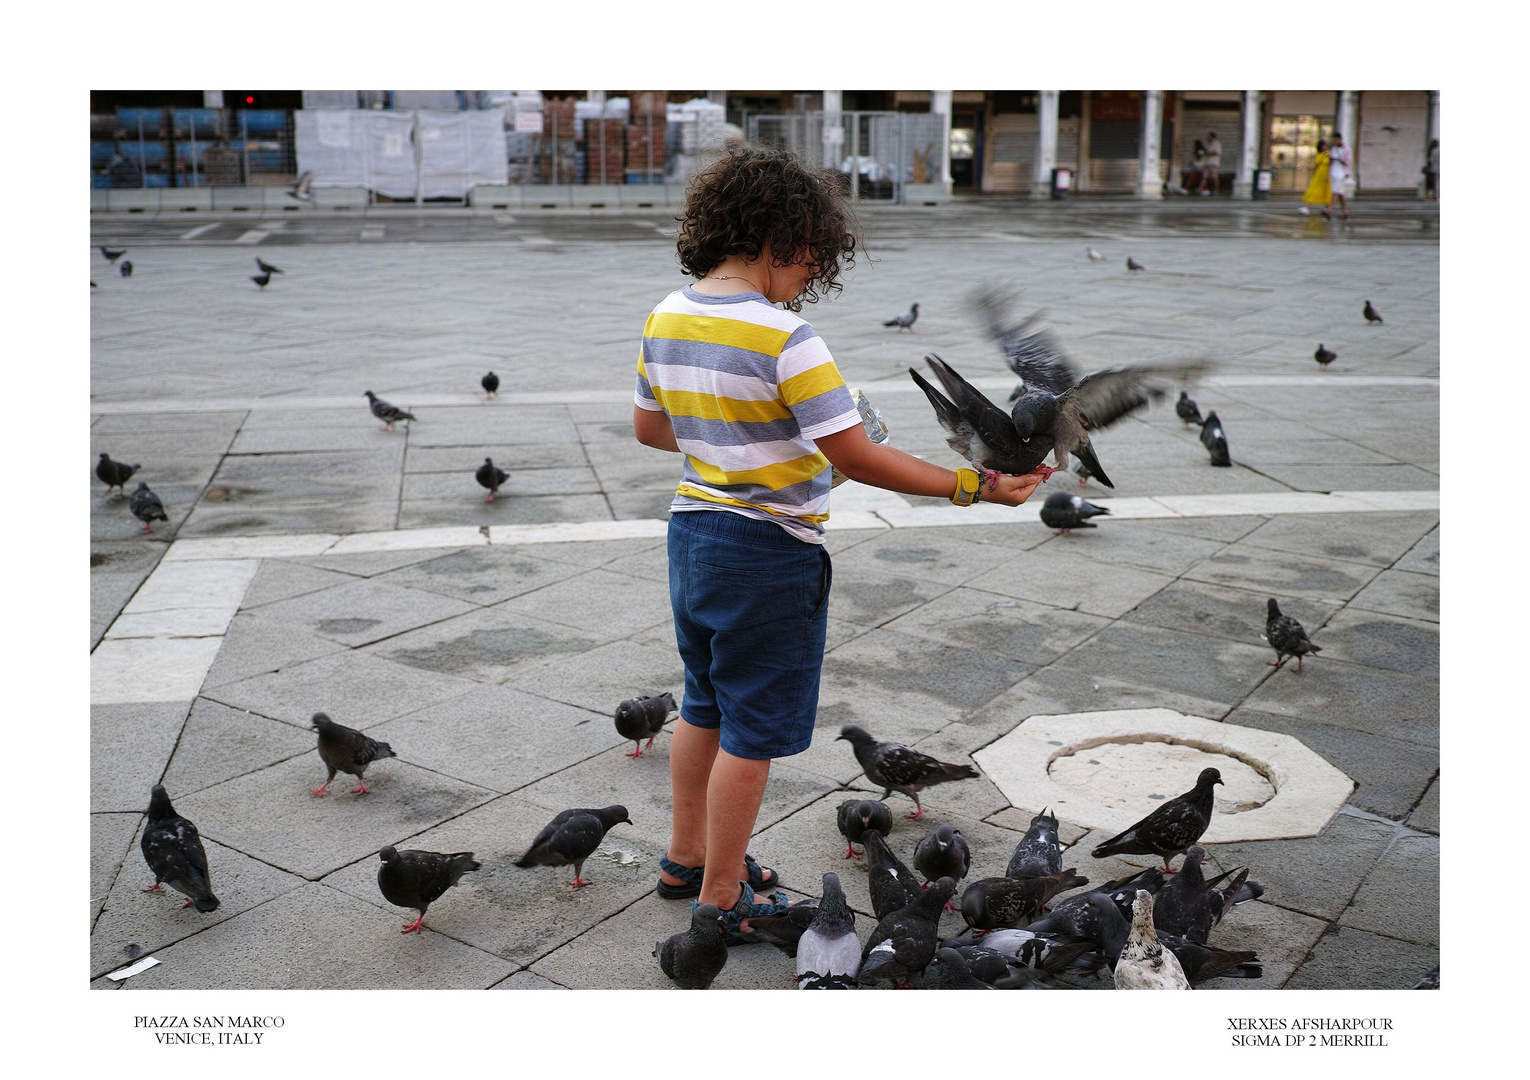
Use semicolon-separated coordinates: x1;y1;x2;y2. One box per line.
1047;740;1274;815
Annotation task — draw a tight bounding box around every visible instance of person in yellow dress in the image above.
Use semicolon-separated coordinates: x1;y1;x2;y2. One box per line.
1303;140;1332;216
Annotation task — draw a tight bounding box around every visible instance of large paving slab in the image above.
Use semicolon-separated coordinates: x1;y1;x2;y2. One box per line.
503;637;688;715
1346;567;1439;622
1182;545;1382;602
160;696;316;797
248;576;480;646
957;550;1176;619
367;603;612;685
198;608;349;689
1238;659;1438;747
91;701;192;813
371;545;587;606
495;567;672;638
91;812;144;925
880;587;1111;665
1284;924;1440;990
1337;832;1439;947
1236;510;1439;569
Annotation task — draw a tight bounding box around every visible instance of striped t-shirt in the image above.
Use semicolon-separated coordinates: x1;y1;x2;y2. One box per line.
635;286;861;544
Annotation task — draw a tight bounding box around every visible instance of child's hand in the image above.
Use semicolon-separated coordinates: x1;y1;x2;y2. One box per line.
983;470;1045;507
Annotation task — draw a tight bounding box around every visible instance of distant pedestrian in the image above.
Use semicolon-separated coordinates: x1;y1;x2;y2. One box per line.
1422;138;1439;201
1199;132;1222;195
1187;139;1206;194
1328;132;1352;219
1302;140;1332;216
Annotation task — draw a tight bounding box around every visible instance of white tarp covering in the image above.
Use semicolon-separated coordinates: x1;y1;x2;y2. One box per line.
297;109;505;199
417;110;508;197
364;112;418;198
295;109;369;187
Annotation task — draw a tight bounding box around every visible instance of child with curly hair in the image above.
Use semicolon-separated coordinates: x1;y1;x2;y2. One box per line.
634;144;1043;940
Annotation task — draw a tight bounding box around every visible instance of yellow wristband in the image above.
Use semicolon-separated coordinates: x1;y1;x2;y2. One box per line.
951;468;981;506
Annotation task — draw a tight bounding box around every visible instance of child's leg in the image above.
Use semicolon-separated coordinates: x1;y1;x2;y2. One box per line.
663;719;718;878
697;750;772;913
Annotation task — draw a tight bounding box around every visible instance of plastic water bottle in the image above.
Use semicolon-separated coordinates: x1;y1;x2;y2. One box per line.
830;388;890;488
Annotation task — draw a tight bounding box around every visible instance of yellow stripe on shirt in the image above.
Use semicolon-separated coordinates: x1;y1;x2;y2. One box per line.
675;484;831;524
645;312;794;357
685;451;829;491
652;388;793;424
778;362;846;407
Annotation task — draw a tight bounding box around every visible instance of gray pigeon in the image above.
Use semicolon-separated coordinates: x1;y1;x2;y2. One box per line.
795;873;860;989
1175;391;1203;427
1126;257;1145;272
614;692;676;757
1266;598;1320;672
1200;410;1231;467
377;846;479;933
929;947;995;989
655;903;727;989
838;724;978;820
1411;966;1439;989
140;786;219;912
1113;890;1189;989
1091;768;1223;871
1006;807;1063;879
914;825;971;888
364;390;416;431
945;928;1095;975
959;870;1088;931
1040;490;1110;534
863;828;925;920
835;798;893;859
96;452;139;496
1364;300;1383;324
475;457;510;503
858;876;957;987
883;302;919;332
515;805;632;888
310;712;395;796
119;260;133;277
127;482;168;532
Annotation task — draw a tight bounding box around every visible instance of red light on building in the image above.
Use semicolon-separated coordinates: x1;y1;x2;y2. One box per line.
246;96;255;104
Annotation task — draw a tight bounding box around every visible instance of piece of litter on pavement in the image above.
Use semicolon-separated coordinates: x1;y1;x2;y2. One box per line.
106;955;161;981
596;848;640;866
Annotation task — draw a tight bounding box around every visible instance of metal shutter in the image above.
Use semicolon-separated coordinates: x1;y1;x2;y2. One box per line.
987;113;1038;193
1178;105;1242;175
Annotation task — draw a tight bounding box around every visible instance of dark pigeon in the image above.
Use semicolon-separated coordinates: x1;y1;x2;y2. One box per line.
309;711;395;796
914;825;971;890
614;692;676;757
1152;847;1247;943
838;724;978;820
1175;391;1203;427
883;302;919;331
96;452;140;496
481;371;500;398
377;846;479;933
140;786;219;912
1411;965;1439;990
364;390;416;431
1200;410;1231;467
251;271;271;289
1091;767;1223;871
741;895;820;953
1040;490;1110;534
1314;344;1336;369
858;876;957;987
1266;598;1321;672
101;246;126;263
1006;807;1063;879
255;257;284;275
1071;459;1097;487
863;828;924;921
127;482;168;532
655;903;727;989
929;947;995;989
515;805;632;888
1364;300;1383;324
959;870;1088;931
1023;867;1166;939
475;457;510;503
835;797;892;859
120;260;133;278
795;873;860;988
946;928;1097;975
1126;257;1145;271
1086;892;1260;983
91;280;98;287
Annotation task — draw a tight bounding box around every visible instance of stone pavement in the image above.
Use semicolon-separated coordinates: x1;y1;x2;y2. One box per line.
89;202;1437;990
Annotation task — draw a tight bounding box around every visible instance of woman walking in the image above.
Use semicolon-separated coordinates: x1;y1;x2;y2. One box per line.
1302;139;1332;217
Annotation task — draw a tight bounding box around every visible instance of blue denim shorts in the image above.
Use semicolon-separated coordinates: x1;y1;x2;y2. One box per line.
668;509;832;760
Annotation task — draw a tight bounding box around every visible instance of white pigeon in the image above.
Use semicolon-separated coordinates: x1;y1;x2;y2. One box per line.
1114;890;1190;990
796;873;860;989
1087;247;1104;262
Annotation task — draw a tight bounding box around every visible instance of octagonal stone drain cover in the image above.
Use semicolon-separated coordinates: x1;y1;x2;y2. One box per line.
973;708;1354;843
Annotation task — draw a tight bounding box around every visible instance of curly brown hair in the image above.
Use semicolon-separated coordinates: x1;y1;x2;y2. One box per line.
676;144;859;312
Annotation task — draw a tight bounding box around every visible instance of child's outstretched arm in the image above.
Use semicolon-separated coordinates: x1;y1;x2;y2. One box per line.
815;424;1042;507
633;405;679;452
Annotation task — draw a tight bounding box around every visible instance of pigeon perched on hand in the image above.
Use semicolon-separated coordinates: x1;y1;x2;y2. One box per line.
140;786;219;912
655;903;728;989
101;246;126;263
959;870;1088;931
1091;768;1223;871
309;712;395;796
251;271;271;289
475;457;510;503
255;257;284;275
1266;598;1321;672
1113;890;1189;989
864;828;925;920
835;798;893;859
120;260;133;278
481;371;499;398
364;391;416;431
838;724;978;820
96;452;140;496
127;482;168;532
795;873;860;989
287;171;314;202
883;302;919;332
858;876;956;987
1087;247;1104;262
1006;807;1063;879
1040;490;1109;534
1363;300;1383;324
1126;257;1145;272
914;824;971;889
1200;410;1231;467
614;692;676;757
1314;344;1336;369
377;846;479;934
515;805;632;888
1175;391;1203;427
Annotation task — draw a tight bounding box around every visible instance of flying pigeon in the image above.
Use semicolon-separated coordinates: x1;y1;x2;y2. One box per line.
475;457;510;503
1175;391;1203;427
364;391;416;431
655;903;728;989
1006;807;1063;879
1266;598;1321;672
1114;890;1189;989
1091;767;1223;871
288;170;314;202
959;870;1088;931
858;876;957;987
1040;490;1109;534
1087;247;1104;262
481;371;500;398
1363;300;1383;324
1126;257;1145;272
255;257;284;275
1314;344;1336;369
1200;410;1231;467
1023;867;1165;939
838;724;978;820
309;712;395;796
101;246;126;263
914;825;971;890
96;452;140;496
1411;966;1440;990
1087;891;1259;982
864;828;925;920
929;947;996;989
795;873;860;989
515;805;632;888
835;798;893;860
251;271;271;289
120;260;133;278
127;482;168;532
377;846;479;933
140;786;219;912
613;692;676;757
883;302;919;332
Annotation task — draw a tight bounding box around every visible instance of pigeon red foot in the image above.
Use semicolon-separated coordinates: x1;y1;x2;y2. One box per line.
310;782;330;797
843;843;861;859
401;915;425;933
351;781;371;795
569;875;591;888
142;883;163;893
